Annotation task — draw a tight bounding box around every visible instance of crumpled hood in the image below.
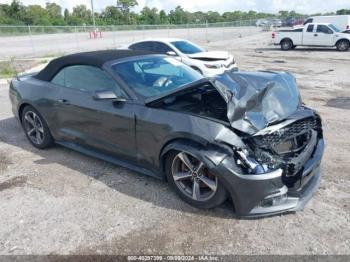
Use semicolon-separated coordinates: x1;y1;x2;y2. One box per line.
188;51;230;60
212;71;301;135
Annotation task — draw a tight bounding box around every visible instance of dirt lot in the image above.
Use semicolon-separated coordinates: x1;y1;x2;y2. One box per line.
0;32;349;255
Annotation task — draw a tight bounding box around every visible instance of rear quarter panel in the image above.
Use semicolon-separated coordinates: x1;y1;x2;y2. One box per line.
275;31;303;45
10;77;61;138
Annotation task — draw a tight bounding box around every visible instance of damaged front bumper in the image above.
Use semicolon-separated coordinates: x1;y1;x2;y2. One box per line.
212;137;324;218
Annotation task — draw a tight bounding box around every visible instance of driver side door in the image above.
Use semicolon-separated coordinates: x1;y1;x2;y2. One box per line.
51;65;137;162
313;25;334;46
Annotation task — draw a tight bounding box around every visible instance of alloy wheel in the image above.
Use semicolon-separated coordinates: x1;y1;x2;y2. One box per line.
338;41;349;51
171;152;218;201
282;40;291;50
23;111;45;145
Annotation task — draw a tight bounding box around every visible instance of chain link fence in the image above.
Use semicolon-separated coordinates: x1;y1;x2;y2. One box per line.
0;18;298;59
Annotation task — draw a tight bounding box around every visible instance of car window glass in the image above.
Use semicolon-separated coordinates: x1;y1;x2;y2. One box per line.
130;42;153;51
170;41;204;54
143;62;180;76
306;24;314;32
51;69;65;86
112;56;202;98
304;18;313;25
317;25;332;34
52;65;125;96
154;42;173;54
328;24;340;32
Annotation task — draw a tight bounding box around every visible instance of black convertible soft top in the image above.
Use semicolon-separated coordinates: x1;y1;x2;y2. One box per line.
34;49;154;81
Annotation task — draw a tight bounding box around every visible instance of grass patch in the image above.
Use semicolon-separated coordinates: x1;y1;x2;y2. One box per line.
0;61;16;78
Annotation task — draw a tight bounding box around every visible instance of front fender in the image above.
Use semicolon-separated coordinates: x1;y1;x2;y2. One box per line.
160;139;232;174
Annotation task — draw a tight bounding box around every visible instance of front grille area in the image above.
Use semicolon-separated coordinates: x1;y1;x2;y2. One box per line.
246;116;321;186
257;117;317;146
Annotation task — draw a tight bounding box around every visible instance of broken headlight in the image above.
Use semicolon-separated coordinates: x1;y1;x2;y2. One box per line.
235;148;271;174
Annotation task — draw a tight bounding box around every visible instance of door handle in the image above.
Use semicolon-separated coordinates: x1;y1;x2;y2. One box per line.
57;99;70;105
314;34;318;36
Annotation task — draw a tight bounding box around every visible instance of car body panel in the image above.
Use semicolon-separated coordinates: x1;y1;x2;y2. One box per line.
274;23;350;47
127;38;238;77
9;51;325;217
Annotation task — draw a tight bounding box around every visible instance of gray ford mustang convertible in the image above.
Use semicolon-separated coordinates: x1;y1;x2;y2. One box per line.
9;50;324;217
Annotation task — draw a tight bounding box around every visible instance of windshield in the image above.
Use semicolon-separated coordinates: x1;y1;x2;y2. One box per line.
112;56;202;98
328;24;341;32
170;41;204;54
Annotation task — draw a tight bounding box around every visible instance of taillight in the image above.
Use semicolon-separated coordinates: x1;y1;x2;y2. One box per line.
272;32;275;39
347;25;349;29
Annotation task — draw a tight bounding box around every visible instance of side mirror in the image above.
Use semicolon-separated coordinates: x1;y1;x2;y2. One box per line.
93;90;126;102
166;51;177;56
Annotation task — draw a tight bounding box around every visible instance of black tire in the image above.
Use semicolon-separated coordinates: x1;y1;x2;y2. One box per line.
21;105;54;149
280;39;293;51
336;40;350;52
291;45;297;49
165;150;227;209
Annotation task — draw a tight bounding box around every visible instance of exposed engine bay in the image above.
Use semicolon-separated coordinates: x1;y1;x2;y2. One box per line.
157;84;229;123
146;70;324;215
245;115;323;187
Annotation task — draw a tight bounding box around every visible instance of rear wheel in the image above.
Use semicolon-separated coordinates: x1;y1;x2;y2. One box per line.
280;39;293;50
336;40;350;51
165;150;227;209
21;106;54;149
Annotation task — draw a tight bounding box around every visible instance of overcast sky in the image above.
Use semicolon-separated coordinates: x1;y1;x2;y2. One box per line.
0;0;349;14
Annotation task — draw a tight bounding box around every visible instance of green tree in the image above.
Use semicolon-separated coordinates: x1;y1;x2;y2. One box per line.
64;8;69;21
23;5;50;25
140;7;159;24
101;6;124;24
206;11;222;23
117;0;138;24
336;9;350;15
45;2;61;18
72;4;92;25
278;10;289;18
46;2;65;25
169;6;187;24
159;10;168;24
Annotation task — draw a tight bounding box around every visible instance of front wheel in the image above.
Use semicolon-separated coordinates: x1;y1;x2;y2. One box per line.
280;39;293;50
336;40;350;51
165;150;227;209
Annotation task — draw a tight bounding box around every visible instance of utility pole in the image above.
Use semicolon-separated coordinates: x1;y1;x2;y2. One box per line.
91;0;96;29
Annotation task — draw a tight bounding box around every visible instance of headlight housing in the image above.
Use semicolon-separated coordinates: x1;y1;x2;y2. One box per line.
204;63;222;69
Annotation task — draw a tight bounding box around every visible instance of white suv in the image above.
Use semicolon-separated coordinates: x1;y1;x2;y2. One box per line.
127;38;238;77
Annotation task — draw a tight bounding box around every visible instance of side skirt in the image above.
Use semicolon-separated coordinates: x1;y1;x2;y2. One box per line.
55;141;163;180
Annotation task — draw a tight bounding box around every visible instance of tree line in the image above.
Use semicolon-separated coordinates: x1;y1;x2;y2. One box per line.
0;0;349;26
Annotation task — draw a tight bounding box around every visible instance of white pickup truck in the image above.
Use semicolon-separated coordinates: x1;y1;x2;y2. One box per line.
273;23;350;51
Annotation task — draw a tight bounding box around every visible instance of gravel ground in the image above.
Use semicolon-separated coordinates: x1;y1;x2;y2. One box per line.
0;32;349;255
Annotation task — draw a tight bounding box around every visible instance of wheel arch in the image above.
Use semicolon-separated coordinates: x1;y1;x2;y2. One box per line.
280;37;293;45
18;102;34;123
159;137;232;179
335;38;350;46
159;138;206;176
160;138;233;207
18;102;52;135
